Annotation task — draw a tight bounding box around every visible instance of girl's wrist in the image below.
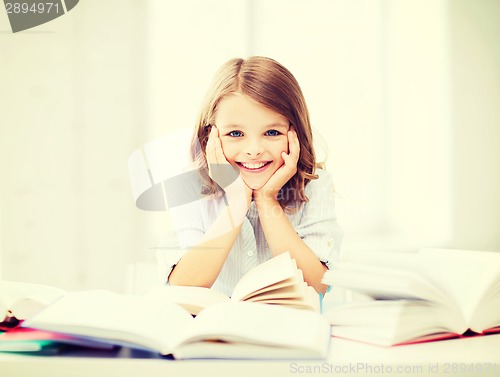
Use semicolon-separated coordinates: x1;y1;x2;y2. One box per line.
225;180;252;210
254;191;279;210
224;176;246;198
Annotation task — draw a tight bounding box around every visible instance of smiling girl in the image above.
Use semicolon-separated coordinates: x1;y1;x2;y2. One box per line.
167;56;343;295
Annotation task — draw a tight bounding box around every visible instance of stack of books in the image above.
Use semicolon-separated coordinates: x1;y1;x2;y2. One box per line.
322;248;500;346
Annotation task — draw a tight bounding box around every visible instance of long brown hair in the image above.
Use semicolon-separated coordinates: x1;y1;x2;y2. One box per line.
191;56;319;211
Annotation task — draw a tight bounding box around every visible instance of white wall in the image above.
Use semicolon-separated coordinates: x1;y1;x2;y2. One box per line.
1;0;499;291
449;0;500;251
246;0;455;251
0;1;151;290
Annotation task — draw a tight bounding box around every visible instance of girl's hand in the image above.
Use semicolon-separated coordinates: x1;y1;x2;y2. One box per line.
206;126;237;189
254;127;300;203
206;126;252;206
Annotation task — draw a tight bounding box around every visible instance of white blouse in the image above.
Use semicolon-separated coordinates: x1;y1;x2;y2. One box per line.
162;168;343;297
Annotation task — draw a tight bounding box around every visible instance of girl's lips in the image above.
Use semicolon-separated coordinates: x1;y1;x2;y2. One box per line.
237;161;272;173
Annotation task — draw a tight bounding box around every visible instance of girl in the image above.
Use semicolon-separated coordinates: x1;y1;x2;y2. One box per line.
167;56;343;295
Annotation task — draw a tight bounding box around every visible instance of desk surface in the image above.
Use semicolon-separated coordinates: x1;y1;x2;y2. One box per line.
1;334;499;377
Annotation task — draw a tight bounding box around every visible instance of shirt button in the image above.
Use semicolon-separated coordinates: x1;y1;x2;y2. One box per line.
248;251;254;257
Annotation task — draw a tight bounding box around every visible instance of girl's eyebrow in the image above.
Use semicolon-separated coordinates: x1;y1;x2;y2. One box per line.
266;123;289;130
218;123;289;130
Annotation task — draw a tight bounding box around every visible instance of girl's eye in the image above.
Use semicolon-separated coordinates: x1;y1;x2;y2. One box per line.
228;130;243;137
265;129;281;137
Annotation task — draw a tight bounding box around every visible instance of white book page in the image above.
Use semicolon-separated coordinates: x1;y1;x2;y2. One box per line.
143;285;230;315
0;281;66;319
326;299;465;333
246;284;303;301
330;299;467;346
174;339;324;360
231;252;294;301
175;301;330;356
324;262;447;303
418;249;500;324
327;251;449;303
23;290;193;354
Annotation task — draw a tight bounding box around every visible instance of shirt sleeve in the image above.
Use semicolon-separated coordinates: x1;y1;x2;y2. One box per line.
293;169;343;270
160;198;207;284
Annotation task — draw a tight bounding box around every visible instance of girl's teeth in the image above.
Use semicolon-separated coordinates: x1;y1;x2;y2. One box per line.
242;162;266;169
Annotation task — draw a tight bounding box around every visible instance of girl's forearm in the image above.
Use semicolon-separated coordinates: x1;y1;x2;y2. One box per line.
168;192;249;288
256;197;329;294
168;219;242;288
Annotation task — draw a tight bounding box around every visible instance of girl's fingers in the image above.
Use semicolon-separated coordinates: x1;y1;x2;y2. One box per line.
207;126;232;186
213;129;227;165
210;127;218;164
206;126;222;165
281;151;293;167
288;128;300;161
205;127;214;164
280;129;299;171
280;154;297;180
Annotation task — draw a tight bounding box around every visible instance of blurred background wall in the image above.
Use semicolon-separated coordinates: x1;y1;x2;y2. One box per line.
0;0;499;292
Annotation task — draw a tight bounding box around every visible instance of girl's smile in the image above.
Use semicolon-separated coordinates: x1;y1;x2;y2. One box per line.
236;160;272;172
214;93;290;190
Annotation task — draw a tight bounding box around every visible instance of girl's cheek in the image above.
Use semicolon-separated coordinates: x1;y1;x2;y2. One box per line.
221;142;236;161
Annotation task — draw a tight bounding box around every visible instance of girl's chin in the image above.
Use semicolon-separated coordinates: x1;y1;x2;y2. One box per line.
247;182;264;190
240;168;279;190
242;177;267;190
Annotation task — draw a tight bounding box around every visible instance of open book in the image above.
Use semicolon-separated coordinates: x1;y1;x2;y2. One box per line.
22;291;330;359
0;281;65;329
1;251;317;324
15;252;328;359
150;251;320;314
322;248;500;346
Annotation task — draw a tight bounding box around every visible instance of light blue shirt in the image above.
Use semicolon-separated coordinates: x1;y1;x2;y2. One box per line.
163;169;343;297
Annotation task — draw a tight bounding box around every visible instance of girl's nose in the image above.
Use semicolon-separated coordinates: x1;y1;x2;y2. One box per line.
244;139;263;157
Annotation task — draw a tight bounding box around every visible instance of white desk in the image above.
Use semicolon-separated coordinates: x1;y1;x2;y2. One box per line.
1;334;499;377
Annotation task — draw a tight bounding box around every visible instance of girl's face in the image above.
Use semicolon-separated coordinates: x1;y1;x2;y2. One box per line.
214;93;290;190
